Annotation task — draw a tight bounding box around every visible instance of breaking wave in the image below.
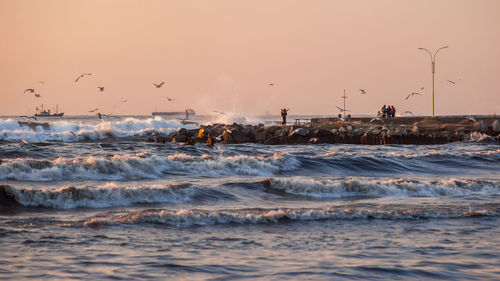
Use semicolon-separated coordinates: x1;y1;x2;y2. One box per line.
0;152;300;181
262;177;500;198
81;204;500;228
0;183;230;209
0;117;194;142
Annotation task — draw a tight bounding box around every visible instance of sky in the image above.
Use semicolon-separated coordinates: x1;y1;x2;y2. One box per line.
1;0;499;116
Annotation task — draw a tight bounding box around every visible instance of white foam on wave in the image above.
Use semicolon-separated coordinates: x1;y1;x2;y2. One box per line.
0;117;191;142
167;152;300;176
207;112;266;125
265;177;500;198
318;146;500;160
0;152;300;181
82;205;500;227
3;183;198;209
466;132;495;142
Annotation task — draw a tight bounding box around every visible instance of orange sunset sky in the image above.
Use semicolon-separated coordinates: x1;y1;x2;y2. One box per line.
1;0;499;116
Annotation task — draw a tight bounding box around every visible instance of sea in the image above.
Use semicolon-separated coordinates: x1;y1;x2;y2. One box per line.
1;114;499;280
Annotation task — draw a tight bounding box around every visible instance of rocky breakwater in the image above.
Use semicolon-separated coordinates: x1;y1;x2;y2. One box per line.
148;119;500;145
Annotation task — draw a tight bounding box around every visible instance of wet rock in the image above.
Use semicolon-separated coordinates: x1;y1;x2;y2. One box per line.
230;130;251;143
0;185;20;207
492;120;500;132
411;125;419;135
253;127;267;143
289;127;309;137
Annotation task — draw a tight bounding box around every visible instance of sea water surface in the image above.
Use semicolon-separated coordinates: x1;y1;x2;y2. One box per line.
1;115;499;280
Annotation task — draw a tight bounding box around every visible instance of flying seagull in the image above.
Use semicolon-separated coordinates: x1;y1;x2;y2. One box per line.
405;92;421;100
20;115;37;120
153;82;165;88
24;88;35;93
34;94;41;98
165;96;174;102
360;89;367;95
112;100;127;108
336;106;350;112
420;87;424;90
38;81;45;85
447;79;458;85
97;87;104;92
88;108;99;113
75;73;92;82
397;111;414;117
269;83;274;86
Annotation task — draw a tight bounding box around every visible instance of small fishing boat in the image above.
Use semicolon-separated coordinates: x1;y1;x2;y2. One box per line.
34;104;64;117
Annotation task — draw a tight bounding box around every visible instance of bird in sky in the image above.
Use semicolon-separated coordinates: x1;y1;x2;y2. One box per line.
20;115;37;120
405;92;421;100
269;83;274;86
153;82;165;88
88;108;99;113
34;94;41;98
38;81;45;85
97;87;104;92
24;88;35;93
165;96;174;101
447;79;459;85
112;100;127;108
420;87;424;90
360;89;367;95
336;106;350;112
75;73;92;82
398;111;413;117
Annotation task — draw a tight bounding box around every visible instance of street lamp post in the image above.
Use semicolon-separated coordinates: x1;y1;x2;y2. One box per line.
418;46;448;118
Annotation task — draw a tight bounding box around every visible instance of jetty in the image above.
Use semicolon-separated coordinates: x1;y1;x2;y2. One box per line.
148;116;500;145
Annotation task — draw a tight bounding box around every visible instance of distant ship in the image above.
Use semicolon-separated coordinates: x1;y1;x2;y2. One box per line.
152;108;196;116
34;104;64;117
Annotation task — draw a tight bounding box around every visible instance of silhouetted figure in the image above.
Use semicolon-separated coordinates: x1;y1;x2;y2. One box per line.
280;108;289;125
381;105;387;118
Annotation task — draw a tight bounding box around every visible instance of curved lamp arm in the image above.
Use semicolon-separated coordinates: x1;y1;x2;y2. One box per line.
433;46;449;60
418;47;433;60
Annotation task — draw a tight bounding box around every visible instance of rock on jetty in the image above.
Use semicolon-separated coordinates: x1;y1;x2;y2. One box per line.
148;117;500;145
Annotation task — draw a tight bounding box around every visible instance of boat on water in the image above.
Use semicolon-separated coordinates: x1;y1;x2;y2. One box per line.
152;108;196;116
34;105;64;117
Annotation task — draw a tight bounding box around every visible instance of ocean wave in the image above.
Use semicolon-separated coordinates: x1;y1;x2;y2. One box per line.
260;177;500;198
0;117;192;142
81;204;500;228
317;146;500;161
0;152;300;181
0;183;228;209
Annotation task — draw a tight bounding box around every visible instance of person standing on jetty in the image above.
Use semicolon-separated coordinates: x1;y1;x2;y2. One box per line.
280;108;289;125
